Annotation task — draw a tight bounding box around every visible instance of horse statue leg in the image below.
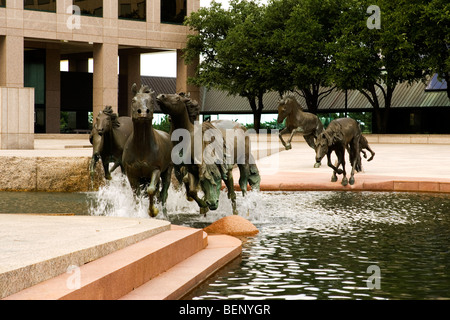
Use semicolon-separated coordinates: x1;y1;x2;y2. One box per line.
238;164;249;196
183;172;209;215
89;154;100;183
336;147;348;186
349;135;361;186
285;128;301;150
159;166;173;218
102;156;112;180
304;133;321;168
279;127;292;150
224;168;238;215
248;163;261;191
327;149;345;183
147;169;161;217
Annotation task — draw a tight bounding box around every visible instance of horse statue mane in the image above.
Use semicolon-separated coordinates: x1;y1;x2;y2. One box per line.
102;105;120;128
281;94;305;111
132;83;155;97
179;92;200;124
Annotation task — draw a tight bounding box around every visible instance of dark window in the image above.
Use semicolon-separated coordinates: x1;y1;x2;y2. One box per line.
73;0;103;17
0;0;5;8
161;0;187;24
24;0;56;12
119;0;146;21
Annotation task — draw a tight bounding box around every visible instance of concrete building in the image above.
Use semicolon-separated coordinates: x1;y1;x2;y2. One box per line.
0;0;200;149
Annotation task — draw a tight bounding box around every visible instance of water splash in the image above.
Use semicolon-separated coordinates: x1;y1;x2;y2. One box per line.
87;170;429;230
87;171;266;223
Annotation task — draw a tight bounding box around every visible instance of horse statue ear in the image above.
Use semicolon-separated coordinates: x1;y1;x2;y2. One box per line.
131;83;138;96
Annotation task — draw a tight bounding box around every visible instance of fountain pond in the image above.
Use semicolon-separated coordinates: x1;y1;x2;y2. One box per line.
1;173;449;300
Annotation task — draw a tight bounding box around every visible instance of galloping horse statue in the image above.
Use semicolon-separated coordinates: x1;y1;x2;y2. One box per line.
89;106;132;181
156;92;234;214
157;93;260;215
122;84;173;217
277;94;324;168
315;118;361;186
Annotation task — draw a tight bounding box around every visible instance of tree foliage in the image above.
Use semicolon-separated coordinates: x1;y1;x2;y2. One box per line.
184;0;449;133
331;0;430;132
184;0;270;132
419;0;450;99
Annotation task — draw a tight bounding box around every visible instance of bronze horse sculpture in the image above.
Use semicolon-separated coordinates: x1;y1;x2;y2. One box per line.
89;106;132;181
359;135;375;162
315;118;361;186
210;119;261;194
157;93;260;215
277;94;324;168
122;84;173;217
156;92;233;214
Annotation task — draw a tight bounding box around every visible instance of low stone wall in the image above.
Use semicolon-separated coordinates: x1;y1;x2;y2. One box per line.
0;156;103;192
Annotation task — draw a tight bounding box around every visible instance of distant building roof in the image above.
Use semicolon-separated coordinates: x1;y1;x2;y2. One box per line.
201;79;450;114
141;76;176;96
140;75;450;114
141;76;176;112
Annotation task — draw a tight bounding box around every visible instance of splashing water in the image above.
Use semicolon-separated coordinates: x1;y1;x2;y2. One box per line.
87;169;428;230
87;170;267;224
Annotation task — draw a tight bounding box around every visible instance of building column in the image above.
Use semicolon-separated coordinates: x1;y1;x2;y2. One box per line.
0;35;34;149
176;49;200;102
119;52;141;117
93;43;118;119
46;48;61;133
0;35;24;88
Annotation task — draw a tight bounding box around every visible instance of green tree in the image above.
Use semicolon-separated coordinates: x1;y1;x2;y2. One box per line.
331;0;428;133
274;0;343;113
419;0;450;99
184;0;270;132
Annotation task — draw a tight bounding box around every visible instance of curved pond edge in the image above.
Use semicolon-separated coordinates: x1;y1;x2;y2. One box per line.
253;171;450;194
1;155;450;195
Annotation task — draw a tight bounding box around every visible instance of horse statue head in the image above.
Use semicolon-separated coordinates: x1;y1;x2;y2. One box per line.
95;106;120;136
131;83;156;122
156;92;200;124
277;94;303;124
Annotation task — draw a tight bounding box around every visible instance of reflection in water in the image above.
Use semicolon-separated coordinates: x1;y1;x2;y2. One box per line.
186;191;450;300
0;191;89;215
1;174;450;300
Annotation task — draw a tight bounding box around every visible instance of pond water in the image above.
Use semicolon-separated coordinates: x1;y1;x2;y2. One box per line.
1;177;449;300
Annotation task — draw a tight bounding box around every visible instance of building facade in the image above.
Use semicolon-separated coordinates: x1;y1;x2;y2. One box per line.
0;0;199;149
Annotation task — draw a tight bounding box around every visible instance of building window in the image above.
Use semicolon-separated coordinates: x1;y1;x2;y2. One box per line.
119;0;146;21
24;0;56;12
0;0;5;8
161;0;187;24
73;0;103;18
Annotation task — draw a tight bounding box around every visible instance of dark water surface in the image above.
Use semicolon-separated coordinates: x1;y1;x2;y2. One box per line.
185;191;450;300
1;189;449;300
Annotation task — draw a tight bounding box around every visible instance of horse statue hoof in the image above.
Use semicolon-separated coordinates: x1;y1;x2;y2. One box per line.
341;178;348;186
200;207;209;217
349;177;355;185
314;162;321;168
285;144;292;150
149;207;159;218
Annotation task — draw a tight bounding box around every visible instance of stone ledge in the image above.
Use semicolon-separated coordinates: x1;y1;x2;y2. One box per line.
0;156;102;192
0;215;170;299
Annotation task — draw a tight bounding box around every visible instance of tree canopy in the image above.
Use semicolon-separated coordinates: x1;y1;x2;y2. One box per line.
183;0;449;133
